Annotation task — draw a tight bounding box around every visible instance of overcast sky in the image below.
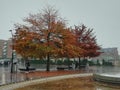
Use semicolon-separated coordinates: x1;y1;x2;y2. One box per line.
0;0;120;54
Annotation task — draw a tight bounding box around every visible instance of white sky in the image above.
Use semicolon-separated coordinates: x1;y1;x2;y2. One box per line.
0;0;120;54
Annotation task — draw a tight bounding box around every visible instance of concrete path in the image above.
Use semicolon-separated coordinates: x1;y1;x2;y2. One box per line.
0;73;92;90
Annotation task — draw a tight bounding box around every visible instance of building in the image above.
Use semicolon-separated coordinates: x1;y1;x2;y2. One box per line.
0;39;14;59
92;47;120;66
0;39;22;61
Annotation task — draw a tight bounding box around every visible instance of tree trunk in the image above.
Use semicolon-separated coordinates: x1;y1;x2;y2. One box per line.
78;57;81;69
46;53;50;71
67;57;70;70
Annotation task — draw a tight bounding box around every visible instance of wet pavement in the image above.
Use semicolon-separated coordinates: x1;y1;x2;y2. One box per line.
0;65;85;85
1;65;120;86
0;62;84;85
1;65;120;90
0;66;25;85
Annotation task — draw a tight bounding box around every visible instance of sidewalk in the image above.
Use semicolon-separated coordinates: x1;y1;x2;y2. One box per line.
0;73;92;90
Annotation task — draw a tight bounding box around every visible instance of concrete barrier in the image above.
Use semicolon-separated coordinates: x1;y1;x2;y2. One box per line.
93;73;120;84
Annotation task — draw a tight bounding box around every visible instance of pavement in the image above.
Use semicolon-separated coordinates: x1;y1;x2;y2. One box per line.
0;73;93;90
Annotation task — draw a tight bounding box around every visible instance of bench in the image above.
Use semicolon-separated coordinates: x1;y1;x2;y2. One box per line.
57;66;72;70
19;67;36;71
57;67;68;70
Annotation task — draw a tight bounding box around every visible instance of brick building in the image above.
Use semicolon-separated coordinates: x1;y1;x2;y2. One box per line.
0;39;13;59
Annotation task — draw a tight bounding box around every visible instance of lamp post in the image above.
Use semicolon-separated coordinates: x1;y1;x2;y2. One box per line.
9;30;14;73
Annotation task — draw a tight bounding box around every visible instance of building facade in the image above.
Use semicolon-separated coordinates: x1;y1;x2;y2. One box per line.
0;39;13;59
92;47;120;66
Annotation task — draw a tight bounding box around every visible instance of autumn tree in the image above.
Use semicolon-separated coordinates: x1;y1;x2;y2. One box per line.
13;6;78;71
54;28;81;69
13;6;101;71
74;24;101;68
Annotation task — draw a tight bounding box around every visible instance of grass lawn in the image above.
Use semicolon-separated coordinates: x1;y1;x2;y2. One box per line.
14;76;95;90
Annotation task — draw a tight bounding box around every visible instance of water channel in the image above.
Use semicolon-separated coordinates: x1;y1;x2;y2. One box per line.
0;64;120;90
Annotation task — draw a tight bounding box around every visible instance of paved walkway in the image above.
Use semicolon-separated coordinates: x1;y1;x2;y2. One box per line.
0;73;92;90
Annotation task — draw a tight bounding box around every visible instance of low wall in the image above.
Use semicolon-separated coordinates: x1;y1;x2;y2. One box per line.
93;73;120;84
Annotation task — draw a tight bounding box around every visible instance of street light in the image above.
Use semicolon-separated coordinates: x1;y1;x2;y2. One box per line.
9;30;14;73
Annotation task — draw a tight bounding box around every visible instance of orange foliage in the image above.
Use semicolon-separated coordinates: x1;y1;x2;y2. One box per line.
74;24;101;58
12;6;101;71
